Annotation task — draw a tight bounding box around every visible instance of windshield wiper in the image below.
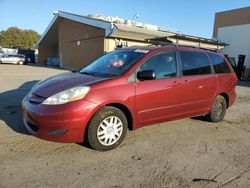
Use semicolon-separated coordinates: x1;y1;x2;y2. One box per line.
80;71;92;75
80;71;118;77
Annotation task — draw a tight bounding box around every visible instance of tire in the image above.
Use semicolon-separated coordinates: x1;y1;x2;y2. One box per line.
18;61;24;65
0;61;2;64
205;95;227;123
86;106;128;151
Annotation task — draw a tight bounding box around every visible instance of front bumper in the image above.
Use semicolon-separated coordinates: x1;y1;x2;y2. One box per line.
22;94;98;143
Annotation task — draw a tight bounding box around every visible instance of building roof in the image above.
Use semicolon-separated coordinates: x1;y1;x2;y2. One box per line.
38;11;176;45
108;24;175;42
216;6;250;14
38;11;112;46
38;11;227;49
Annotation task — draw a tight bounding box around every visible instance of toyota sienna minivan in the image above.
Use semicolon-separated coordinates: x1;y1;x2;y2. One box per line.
22;46;237;151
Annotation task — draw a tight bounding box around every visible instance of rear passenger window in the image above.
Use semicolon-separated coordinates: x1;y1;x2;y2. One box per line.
208;53;231;74
180;51;211;76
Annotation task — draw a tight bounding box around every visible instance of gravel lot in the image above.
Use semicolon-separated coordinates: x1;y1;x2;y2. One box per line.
0;64;250;188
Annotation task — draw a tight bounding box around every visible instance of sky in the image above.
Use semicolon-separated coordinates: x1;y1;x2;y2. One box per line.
0;0;250;38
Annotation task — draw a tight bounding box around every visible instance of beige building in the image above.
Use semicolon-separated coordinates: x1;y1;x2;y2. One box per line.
213;7;250;77
38;11;226;69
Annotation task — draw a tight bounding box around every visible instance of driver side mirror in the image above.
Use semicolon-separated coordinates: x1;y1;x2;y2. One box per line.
137;70;156;81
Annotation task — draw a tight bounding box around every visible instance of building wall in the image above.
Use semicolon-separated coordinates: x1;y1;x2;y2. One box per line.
58;18;105;69
218;24;250;76
38;45;58;65
213;7;250;37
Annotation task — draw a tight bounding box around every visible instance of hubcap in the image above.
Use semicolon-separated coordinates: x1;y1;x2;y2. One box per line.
97;116;123;146
214;100;223;118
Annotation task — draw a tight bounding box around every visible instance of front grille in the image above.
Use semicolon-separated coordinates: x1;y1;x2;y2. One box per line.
29;93;46;104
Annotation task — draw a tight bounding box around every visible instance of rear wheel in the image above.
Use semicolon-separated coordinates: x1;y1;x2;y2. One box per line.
205;95;227;123
86;106;128;151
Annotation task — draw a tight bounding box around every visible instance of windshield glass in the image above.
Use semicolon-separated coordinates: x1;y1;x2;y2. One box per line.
80;50;147;77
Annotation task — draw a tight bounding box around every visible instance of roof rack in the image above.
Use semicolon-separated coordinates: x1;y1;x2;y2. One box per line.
147;40;218;52
171;44;218;52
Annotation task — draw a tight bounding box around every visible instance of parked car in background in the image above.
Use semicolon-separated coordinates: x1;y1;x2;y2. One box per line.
0;49;4;58
23;46;237;151
0;54;26;65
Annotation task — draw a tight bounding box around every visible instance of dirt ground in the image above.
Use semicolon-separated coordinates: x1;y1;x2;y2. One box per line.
0;64;250;188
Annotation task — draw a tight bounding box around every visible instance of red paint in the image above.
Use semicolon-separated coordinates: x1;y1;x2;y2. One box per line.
22;46;237;143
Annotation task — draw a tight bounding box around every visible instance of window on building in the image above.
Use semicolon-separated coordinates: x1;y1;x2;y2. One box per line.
180;51;211;76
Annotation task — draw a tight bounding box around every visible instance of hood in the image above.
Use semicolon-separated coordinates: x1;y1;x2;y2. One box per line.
31;72;110;98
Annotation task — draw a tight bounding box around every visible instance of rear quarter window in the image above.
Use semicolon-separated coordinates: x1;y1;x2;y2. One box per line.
208;53;231;74
180;51;211;76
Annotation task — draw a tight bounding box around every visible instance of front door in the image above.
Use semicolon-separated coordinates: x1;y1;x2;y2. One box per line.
135;51;182;126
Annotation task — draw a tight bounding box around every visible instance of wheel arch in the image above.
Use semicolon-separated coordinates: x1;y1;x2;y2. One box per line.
84;101;134;143
105;103;134;131
219;92;229;108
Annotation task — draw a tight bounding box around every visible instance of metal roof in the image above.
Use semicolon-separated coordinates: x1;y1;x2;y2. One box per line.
108;24;175;41
38;11;227;48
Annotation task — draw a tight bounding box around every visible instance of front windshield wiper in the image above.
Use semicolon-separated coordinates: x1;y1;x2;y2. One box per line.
80;71;118;78
80;71;93;75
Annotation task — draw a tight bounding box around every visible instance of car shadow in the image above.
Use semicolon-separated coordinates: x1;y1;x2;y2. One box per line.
0;80;39;135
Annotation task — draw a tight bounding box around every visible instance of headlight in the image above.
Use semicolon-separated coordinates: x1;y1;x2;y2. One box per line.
42;86;90;105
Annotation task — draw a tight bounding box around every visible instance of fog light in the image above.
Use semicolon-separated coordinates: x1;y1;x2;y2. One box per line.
48;129;68;135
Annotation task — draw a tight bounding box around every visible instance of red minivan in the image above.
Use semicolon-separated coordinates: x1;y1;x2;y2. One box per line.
22;46;237;151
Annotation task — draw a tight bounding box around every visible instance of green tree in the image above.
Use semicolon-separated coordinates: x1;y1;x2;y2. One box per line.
0;27;40;49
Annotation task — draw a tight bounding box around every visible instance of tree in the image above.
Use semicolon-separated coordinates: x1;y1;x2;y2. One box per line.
0;27;40;49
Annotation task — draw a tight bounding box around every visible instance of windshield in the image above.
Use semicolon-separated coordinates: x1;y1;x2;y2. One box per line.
80;50;146;77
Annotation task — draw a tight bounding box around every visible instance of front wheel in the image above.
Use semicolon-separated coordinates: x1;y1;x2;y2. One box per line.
86;106;128;151
205;95;227;123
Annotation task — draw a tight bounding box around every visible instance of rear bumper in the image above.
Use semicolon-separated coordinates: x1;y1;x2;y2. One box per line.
22;95;98;143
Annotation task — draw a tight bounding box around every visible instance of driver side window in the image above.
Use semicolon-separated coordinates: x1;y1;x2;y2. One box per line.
140;52;177;79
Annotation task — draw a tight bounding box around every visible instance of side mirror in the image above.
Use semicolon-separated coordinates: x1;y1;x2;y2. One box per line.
137;70;156;81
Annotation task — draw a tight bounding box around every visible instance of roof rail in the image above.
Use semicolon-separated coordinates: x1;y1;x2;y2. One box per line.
172;44;218;52
151;42;218;52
